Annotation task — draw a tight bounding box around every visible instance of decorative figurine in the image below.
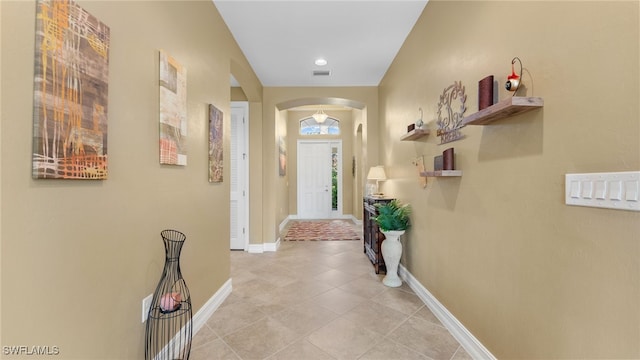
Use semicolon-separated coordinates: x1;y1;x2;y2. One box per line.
415;108;424;129
505;57;522;93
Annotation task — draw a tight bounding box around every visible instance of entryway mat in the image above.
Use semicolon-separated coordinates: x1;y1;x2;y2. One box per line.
283;220;360;241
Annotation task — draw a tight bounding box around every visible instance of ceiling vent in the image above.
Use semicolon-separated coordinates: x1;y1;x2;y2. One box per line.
313;70;331;76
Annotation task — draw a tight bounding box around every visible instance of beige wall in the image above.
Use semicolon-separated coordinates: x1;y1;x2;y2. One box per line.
230;87;248;101
379;1;639;358
353;113;365;220
0;1;261;358
276;109;289;227
285;109;355;217
248;101;264;245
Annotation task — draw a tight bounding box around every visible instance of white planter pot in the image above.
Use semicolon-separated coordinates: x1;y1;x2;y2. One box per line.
381;230;405;287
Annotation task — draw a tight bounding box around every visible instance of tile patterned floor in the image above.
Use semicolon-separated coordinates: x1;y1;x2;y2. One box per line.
191;222;471;360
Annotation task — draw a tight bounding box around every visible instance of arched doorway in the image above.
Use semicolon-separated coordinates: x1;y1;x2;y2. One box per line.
275;98;366;221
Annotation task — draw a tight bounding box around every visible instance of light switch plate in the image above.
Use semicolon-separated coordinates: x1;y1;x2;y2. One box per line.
565;171;640;211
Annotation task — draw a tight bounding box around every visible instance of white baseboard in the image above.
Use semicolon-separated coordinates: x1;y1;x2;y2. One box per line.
247;239;280;253
192;278;232;334
279;216;294;233
247;244;264;253
399;265;496;360
334;214;356;221
264;238;280;252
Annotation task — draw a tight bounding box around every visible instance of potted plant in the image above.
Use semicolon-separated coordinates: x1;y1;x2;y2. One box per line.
373;200;411;287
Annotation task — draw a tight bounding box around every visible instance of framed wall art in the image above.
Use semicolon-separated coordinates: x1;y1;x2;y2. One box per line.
278;136;287;177
208;104;223;182
159;50;187;165
32;0;110;179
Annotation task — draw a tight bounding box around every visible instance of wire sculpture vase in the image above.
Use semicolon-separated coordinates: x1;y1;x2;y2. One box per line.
145;230;192;360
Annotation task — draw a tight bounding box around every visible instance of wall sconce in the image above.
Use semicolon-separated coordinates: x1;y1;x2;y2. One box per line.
367;166;387;196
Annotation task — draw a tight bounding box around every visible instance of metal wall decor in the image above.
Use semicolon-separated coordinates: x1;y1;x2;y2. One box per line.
505;57;523;95
436;81;467;144
412;156;427;188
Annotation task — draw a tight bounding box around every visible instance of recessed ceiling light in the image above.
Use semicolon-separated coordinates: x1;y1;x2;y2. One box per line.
315;58;328;66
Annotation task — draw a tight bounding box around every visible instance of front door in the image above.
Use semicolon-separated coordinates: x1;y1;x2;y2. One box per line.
297;140;341;219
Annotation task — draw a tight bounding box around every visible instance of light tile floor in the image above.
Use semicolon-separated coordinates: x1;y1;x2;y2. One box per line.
191;223;471;360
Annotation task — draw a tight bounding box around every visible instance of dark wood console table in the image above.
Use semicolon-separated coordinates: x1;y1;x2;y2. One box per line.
363;196;394;274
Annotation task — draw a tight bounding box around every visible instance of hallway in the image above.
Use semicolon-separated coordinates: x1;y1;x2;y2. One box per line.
191;225;471;360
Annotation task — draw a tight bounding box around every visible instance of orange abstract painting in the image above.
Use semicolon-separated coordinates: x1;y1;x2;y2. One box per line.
32;0;110;179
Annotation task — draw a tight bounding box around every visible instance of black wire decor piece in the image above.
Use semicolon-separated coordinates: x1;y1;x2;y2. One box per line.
145;230;192;360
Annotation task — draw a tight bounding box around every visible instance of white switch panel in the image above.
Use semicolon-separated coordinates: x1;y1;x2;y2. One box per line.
565;171;640;212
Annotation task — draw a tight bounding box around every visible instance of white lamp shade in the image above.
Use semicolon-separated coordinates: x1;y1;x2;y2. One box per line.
367;166;387;181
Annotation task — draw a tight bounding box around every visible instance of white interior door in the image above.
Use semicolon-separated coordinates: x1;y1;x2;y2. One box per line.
230;102;248;250
297;141;338;219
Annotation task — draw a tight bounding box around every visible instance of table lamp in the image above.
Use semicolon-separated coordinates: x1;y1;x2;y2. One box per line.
367;166;387;197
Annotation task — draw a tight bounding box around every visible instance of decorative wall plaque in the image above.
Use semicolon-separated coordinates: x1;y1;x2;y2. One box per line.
436;81;467;144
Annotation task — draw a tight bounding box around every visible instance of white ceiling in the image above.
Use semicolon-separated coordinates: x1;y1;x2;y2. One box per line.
214;1;428;87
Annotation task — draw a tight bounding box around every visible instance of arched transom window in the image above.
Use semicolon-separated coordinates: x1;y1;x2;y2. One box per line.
300;117;340;135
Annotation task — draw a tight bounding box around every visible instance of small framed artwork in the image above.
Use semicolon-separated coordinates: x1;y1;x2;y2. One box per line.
278;136;286;176
208;104;223;182
352;156;356;178
159;50;187;166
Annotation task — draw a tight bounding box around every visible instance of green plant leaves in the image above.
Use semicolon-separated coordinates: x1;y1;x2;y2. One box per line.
373;199;412;232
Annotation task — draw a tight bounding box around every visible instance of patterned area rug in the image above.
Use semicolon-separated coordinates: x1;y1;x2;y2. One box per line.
284;220;360;241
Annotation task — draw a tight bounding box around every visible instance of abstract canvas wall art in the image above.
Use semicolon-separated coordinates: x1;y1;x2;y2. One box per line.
208;104;223;182
159;50;187;165
32;0;110;179
278;136;287;176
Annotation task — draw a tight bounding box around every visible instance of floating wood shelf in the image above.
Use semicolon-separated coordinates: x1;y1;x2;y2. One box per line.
400;128;430;141
462;96;543;126
420;170;463;177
